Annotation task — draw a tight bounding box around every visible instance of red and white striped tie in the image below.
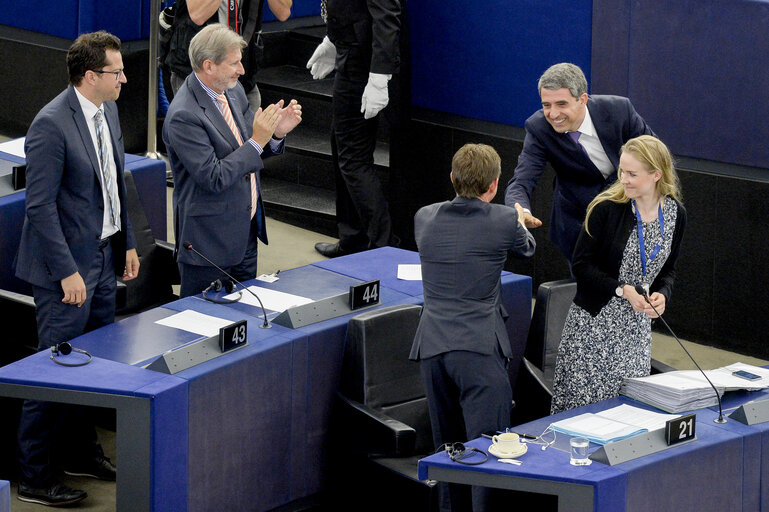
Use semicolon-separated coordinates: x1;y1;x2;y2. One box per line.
217;93;257;218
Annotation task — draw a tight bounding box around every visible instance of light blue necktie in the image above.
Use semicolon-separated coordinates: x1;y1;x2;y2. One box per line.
94;109;119;229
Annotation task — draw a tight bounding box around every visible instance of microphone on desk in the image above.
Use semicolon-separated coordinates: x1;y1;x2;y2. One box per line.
183;241;271;329
634;284;725;423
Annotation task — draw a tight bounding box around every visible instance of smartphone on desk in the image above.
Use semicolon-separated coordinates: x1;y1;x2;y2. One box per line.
733;370;761;381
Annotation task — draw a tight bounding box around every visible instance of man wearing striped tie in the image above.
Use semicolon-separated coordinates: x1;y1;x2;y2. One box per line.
14;31;139;507
164;24;302;297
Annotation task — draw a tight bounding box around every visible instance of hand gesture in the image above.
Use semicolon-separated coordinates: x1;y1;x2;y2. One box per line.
306;36;336;80
61;271;87;307
123;248;140;281
361;73;390;119
643;292;666;318
274;99;302;139
519;209;542;229
251;101;283;147
624;285;648;313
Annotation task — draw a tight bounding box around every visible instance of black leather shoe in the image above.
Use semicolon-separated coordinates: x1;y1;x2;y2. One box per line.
314;242;347;258
63;455;116;481
18;481;87;507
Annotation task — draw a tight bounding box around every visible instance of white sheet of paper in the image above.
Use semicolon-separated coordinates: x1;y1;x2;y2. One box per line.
0;137;26;158
225;286;312;312
155;310;234;337
397;264;422;281
597;404;679;432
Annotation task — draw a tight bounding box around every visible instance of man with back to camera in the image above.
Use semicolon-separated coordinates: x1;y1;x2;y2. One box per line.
505;62;654;263
164;24;302;297
306;0;403;257
410;144;535;512
14;30;140;507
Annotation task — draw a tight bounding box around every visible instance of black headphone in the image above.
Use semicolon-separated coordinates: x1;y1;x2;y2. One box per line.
438;442;488;465
202;279;242;304
50;342;93;367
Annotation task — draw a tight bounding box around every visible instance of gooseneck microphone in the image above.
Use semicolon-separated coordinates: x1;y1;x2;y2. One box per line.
183;242;271;329
634;284;725;423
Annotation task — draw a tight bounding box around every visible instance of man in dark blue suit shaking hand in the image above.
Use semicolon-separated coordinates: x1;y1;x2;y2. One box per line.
505;63;654;263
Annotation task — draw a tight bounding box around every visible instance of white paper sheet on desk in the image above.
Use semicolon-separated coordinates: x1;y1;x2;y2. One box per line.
397;264;422;281
224;286;312;312
0;137;25;158
155;310;233;337
596;404;679;432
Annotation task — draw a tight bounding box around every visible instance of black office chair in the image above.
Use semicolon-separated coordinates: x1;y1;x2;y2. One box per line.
511;279;575;425
329;304;437;512
115;170;178;316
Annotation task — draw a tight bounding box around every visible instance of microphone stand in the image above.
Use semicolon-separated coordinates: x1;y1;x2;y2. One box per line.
634;285;725;423
184;242;271;329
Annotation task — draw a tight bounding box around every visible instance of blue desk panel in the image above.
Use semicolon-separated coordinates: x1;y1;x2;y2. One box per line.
0;150;167;295
0;352;188;512
0;480;8;512
419;395;748;511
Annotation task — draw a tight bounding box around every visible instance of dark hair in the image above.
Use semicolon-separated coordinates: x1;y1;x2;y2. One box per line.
67;31;122;86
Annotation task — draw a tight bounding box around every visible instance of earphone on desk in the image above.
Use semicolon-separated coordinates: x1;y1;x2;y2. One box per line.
50;342;92;367
202;279;242;304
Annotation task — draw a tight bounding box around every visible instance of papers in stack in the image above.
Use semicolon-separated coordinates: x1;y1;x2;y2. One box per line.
549;404;679;445
621;363;769;413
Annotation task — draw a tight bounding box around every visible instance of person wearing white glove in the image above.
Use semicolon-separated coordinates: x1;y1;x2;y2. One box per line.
361;72;391;119
306;35;336;80
308;0;402;259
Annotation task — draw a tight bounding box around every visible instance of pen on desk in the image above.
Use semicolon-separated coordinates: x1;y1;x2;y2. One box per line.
481;431;538;440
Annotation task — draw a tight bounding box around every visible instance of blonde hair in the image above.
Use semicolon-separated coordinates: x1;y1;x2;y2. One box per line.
451;144;501;197
584;135;681;236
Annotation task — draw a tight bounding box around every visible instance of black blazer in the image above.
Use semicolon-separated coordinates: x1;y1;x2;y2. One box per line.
571;198;686;316
326;0;401;74
504;95;654;260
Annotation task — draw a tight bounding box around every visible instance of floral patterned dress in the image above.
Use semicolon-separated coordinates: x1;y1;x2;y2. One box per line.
550;197;678;414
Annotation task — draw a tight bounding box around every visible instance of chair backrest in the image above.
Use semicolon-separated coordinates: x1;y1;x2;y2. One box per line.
525;279;576;387
117;171;176;314
341;304;433;453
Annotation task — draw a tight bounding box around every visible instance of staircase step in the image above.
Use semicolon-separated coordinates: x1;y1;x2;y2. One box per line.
261;176;337;237
258;64;333;101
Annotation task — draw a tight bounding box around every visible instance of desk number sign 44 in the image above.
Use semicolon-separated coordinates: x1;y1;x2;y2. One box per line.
350;280;380;310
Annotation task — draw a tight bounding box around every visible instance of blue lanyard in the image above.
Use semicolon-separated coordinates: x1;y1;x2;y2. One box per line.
633;200;664;278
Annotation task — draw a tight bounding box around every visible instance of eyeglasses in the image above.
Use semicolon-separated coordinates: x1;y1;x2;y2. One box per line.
93;69;124;80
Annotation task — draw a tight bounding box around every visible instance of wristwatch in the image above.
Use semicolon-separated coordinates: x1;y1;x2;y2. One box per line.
615;281;625;297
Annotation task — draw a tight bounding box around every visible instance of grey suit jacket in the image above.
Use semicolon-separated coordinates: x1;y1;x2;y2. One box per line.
14;86;135;291
409;197;535;360
163;74;281;268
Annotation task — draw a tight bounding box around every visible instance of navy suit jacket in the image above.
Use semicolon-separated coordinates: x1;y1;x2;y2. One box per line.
15;86;135;291
409;197;535;361
505;95;654;260
163;74;281;268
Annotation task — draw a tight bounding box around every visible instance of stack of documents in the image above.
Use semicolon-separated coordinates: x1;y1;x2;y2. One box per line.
621;363;769;413
549;404;679;445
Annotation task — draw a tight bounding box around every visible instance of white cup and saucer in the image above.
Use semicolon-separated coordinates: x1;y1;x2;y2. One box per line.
488;432;527;459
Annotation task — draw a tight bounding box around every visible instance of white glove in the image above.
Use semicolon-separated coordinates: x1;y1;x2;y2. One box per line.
361;72;391;119
306;36;336;80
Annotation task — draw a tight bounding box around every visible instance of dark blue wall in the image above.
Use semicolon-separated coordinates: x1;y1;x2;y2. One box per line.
408;0;593;128
592;0;769;168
